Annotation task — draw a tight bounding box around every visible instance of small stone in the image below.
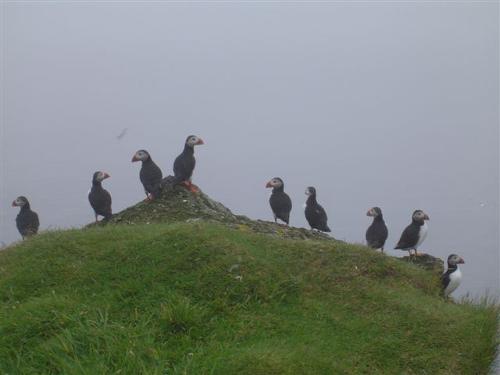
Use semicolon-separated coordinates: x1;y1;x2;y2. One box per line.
228;264;240;272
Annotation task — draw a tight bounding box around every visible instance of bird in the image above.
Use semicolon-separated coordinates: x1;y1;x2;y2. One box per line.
173;135;204;193
266;177;292;225
12;196;40;239
304;186;331;232
365;207;388;252
441;254;465;298
131;150;163;200
88;171;112;223
394;210;429;256
116;128;128;140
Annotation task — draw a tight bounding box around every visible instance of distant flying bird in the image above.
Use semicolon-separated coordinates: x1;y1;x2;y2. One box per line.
266;177;292;225
12;196;40;239
394;210;429;256
116;128;128;140
304;186;331;232
88;171;112;223
132;150;163;200
441;254;465;298
365;207;388;252
173;135;204;193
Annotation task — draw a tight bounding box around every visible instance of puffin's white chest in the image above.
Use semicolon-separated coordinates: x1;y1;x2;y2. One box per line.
416;222;428;248
445;267;462;296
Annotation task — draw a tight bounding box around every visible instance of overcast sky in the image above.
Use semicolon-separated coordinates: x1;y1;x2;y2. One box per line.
1;2;498;298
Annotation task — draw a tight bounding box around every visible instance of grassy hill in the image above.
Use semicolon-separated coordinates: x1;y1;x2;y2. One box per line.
0;186;498;374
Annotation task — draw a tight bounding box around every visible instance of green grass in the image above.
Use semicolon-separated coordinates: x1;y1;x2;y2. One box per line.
0;222;497;374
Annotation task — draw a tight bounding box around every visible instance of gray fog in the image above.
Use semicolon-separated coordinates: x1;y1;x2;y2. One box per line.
1;3;498;298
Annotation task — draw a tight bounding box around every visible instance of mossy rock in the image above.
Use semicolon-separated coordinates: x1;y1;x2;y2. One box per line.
108;177;332;242
401;253;444;275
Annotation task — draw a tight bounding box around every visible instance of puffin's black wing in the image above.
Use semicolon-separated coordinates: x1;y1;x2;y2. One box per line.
173;153;195;182
305;204;330;232
366;221;388;249
89;188;112;219
140;161;163;197
395;223;419;249
315;205;330;232
441;269;453;291
16;210;39;237
269;191;292;224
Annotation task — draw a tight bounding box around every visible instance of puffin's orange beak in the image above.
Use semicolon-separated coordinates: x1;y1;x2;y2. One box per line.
458;257;465;264
131;155;139;162
424;214;430;220
196;138;204;145
266;181;272;188
103;172;110;179
366;209;373;216
11;200;17;207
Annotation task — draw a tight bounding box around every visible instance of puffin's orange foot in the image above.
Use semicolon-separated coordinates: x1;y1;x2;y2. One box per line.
188;184;200;193
180;181;199;193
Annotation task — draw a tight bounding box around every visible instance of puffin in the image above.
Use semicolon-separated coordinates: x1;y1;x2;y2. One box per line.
12;196;40;239
441;254;465;298
365;207;388;252
173;135;204;193
266;177;292;225
394;209;429;256
304;186;331;232
132;150;163;200
88;171;112;222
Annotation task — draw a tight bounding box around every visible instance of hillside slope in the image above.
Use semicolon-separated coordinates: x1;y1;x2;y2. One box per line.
0;187;498;374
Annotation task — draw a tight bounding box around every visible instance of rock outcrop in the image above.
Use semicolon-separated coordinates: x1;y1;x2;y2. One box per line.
109;177;332;242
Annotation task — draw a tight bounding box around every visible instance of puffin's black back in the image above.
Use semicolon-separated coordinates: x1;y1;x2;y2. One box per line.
88;179;112;220
140;159;163;198
395;222;420;249
16;205;40;238
173;144;196;183
269;189;292;224
366;217;388;249
441;268;455;291
305;190;330;232
305;205;330;232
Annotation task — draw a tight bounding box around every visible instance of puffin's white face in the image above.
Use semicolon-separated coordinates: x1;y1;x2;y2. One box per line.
132;150;149;162
12;196;28;207
412;210;430;222
367;207;382;217
266;178;283;189
95;171;110;182
448;254;465;266
186;135;204;147
305;187;315;196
